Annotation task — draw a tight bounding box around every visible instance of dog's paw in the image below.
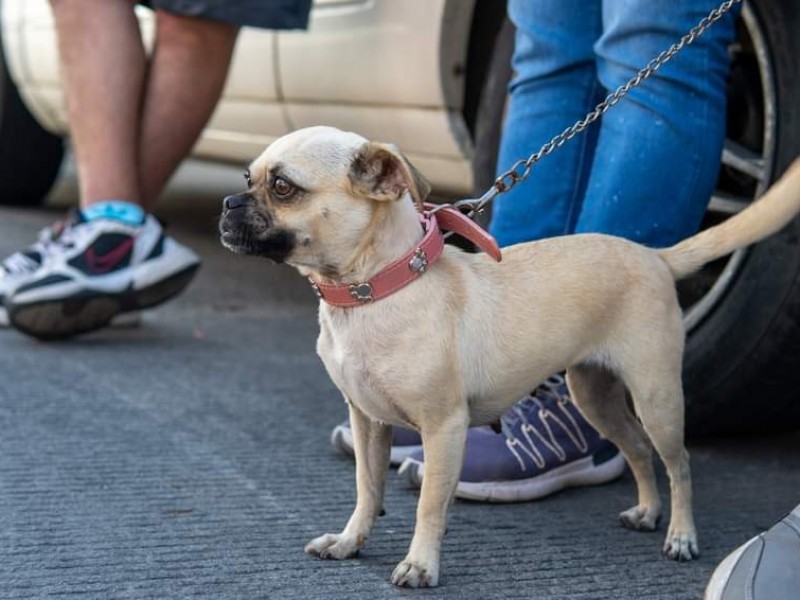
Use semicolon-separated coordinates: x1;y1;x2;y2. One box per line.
304;533;362;560
390;559;438;588
662;529;699;561
619;504;661;531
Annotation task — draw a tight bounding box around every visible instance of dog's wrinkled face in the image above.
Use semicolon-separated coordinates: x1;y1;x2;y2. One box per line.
219;126;430;278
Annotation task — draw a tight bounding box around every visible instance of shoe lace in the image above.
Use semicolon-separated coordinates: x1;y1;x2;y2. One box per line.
499;374;588;471
499;375;567;436
1;252;38;275
1;212;81;277
41;210;83;250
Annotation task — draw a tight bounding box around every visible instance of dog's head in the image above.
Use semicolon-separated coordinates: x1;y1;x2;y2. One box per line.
219;126;430;279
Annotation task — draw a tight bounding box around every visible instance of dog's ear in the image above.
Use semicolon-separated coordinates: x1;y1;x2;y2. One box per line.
349;142;431;209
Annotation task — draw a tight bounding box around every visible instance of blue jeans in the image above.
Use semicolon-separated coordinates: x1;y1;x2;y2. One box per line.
490;0;739;248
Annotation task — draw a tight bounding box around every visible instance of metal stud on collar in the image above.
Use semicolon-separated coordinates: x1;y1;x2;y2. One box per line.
408;248;429;273
349;282;374;302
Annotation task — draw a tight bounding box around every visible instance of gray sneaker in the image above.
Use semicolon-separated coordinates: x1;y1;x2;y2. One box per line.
705;503;800;600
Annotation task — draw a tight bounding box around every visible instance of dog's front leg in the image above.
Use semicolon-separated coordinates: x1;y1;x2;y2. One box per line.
305;400;391;560
391;409;469;588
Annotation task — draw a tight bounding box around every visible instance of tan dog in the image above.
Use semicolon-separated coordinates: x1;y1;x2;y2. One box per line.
219;125;800;587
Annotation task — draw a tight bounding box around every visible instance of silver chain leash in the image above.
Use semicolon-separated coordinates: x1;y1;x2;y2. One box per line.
438;0;743;220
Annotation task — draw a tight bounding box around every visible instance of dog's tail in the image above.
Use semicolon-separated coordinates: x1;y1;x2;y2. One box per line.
660;157;800;280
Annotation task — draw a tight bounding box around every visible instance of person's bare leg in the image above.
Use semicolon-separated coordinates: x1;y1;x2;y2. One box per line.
138;11;238;210
50;2;236;211
49;0;144;208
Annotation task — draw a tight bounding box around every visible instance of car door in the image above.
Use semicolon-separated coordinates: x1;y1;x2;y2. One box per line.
188;23;288;163
277;0;474;194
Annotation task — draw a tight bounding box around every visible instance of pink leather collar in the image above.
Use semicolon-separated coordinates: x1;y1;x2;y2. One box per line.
311;204;501;308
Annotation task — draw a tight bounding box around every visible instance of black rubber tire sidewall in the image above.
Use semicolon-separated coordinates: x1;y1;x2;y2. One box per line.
0;31;64;206
683;0;800;436
470;17;513;230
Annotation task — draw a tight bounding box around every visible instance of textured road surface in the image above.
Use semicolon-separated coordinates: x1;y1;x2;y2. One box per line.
1;161;799;599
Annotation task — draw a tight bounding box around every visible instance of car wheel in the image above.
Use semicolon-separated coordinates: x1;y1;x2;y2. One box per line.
0;30;65;206
470;0;800;436
682;0;800;436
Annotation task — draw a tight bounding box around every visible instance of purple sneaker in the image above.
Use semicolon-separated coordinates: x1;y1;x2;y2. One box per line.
398;375;626;502
330;419;422;466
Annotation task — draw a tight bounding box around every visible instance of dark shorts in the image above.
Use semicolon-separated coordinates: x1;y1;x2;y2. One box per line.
139;0;312;30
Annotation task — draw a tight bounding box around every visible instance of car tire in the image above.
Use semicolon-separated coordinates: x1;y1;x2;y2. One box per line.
0;33;65;206
469;17;513;232
470;0;800;436
682;0;800;436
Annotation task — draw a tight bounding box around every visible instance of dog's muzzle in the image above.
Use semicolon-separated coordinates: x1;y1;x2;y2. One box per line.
219;193;258;249
219;193;295;262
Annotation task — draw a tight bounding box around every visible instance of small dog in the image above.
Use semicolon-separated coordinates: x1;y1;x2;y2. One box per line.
219;126;800;587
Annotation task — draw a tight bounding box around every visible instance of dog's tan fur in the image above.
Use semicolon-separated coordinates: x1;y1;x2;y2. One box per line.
220;126;800;587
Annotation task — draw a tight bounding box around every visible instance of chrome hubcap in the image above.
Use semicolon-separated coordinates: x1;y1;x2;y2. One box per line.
681;3;776;332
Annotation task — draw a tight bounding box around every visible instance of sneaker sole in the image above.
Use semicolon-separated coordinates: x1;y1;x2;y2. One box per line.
330;424;421;467
703;535;758;600
0;306;140;330
7;264;198;340
399;449;627;503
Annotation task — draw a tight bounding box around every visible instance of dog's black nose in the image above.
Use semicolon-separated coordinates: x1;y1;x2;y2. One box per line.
224;194;249;211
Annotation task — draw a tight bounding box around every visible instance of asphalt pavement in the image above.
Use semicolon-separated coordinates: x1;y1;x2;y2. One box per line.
1;159;799;599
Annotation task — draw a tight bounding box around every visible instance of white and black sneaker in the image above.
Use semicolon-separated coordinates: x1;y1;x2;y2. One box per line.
5;212;200;340
0;218;68;327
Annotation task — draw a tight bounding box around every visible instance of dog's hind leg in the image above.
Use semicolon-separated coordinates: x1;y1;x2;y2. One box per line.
566;364;662;532
622;359;697;562
305;399;391;560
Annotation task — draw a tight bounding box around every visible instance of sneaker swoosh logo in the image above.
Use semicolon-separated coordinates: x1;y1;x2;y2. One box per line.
85;238;135;274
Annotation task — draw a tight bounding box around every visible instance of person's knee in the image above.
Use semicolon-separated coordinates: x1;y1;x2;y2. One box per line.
508;0;600;87
155;10;238;51
594;0;737;94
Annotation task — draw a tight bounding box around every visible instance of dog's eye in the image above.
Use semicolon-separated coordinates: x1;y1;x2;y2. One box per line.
244;170;252;187
273;177;294;198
